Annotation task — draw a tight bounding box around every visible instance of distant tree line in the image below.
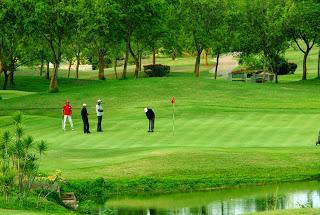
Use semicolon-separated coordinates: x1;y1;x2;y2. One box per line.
0;0;319;91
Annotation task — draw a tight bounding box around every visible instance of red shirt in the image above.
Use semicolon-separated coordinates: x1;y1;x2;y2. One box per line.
63;105;72;115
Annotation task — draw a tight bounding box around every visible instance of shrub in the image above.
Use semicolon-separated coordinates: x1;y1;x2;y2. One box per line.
277;59;297;75
144;64;170;77
238;54;264;70
288;62;297;74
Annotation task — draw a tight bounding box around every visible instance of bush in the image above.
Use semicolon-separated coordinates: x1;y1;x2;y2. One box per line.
277;59;297;75
238;54;264;70
144;64;170;77
288;62;297;74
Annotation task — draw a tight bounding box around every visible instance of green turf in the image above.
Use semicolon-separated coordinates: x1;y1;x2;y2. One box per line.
0;51;320;193
247;208;320;215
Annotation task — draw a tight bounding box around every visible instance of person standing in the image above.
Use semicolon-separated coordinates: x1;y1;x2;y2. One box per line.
96;99;103;132
144;107;155;132
81;104;90;134
62;99;74;131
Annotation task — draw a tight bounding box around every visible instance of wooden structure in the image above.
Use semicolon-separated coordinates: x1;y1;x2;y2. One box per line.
228;72;247;81
251;72;274;83
61;192;78;209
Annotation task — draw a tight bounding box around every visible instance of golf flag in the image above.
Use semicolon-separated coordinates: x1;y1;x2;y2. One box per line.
171;96;175;135
171;96;175;105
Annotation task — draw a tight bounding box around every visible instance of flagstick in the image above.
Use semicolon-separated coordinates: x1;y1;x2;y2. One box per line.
172;104;175;136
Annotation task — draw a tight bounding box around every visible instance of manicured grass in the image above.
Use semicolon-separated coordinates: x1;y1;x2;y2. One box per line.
247;208;320;215
1;51;320;194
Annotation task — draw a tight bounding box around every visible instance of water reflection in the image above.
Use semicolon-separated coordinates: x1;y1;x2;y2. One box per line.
108;181;320;215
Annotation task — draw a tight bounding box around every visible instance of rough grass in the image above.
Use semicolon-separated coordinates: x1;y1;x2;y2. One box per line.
0;209;75;215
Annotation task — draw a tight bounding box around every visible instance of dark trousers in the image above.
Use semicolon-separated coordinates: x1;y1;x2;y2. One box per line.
149;119;154;132
82;118;90;133
97;116;103;132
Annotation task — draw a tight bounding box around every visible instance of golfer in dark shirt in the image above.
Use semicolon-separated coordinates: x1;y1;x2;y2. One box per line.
144;107;155;132
81;104;91;134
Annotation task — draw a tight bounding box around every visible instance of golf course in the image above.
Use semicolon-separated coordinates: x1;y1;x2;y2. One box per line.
1;47;320;190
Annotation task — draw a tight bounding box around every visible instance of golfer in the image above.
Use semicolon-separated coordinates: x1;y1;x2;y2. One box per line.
62;99;74;131
96;99;103;132
81;104;90;134
144;107;155;132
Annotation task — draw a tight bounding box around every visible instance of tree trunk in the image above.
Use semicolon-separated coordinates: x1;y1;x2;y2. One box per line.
302;51;309;80
98;52;105;80
122;32;130;79
67;60;72;79
8;71;14;87
134;60;139;79
46;61;50;80
2;70;8;90
75;55;80;79
40;59;44;77
113;59;118;79
139;53;142;72
172;51;176;60
214;50;220;80
49;60;59;92
318;47;320;80
194;50;202;77
152;49;156;65
8;59;15;87
205;49;209;66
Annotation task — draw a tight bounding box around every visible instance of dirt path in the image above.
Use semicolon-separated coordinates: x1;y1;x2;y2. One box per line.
209;55;238;77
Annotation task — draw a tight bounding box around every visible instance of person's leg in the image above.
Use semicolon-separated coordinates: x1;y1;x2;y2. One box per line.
151;119;154;132
68;116;74;130
63;115;67;130
148;119;151;132
97;116;102;131
82;119;86;133
86;118;90;133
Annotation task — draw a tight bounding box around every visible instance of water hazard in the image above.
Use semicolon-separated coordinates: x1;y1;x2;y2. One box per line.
106;181;320;215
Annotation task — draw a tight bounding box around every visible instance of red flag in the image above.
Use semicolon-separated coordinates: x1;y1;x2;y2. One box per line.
171;96;175;105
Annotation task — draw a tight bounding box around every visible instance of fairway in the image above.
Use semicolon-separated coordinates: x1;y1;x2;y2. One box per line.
1;58;320;190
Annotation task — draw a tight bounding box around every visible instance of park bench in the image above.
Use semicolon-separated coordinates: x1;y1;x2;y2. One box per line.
251;71;274;83
228;72;247;81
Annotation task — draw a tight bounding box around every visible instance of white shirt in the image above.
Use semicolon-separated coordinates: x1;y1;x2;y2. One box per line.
96;104;103;116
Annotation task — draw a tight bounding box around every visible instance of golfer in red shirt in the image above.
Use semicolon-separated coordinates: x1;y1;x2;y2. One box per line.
62;99;74;131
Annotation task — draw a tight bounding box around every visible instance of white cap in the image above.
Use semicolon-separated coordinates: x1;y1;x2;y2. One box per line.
97;99;102;103
83;104;87;107
144;108;148;113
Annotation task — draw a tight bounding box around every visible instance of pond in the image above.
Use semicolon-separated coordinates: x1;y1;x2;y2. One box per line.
106;181;320;215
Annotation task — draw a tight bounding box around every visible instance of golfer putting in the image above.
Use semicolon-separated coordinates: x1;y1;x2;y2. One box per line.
62;99;74;131
144;107;155;132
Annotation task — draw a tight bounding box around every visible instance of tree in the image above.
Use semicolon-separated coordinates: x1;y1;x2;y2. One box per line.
0;0;31;90
181;0;223;77
0;112;47;201
84;0;121;80
119;0;163;79
237;0;291;83
287;0;320;80
30;0;76;92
